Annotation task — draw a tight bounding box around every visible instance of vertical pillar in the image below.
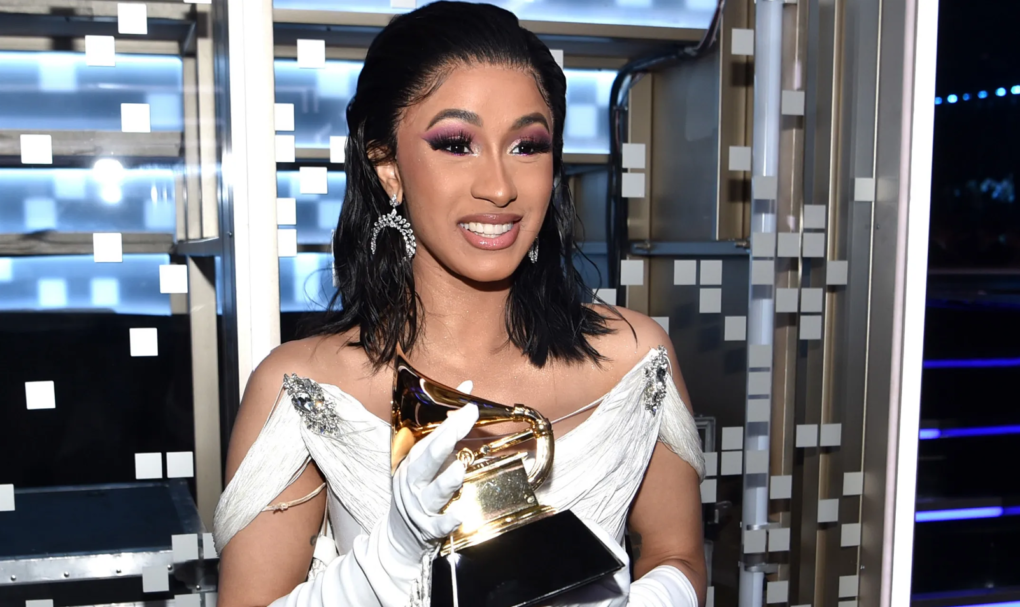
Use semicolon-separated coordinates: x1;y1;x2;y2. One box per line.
214;0;280;441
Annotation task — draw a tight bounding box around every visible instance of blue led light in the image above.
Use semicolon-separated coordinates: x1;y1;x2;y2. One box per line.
924;357;1020;369
919;425;1020;440
915;507;1003;522
945;601;1020;607
938;86;1020;104
943;425;1020;439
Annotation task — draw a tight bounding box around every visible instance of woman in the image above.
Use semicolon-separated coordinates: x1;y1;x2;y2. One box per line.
213;3;706;606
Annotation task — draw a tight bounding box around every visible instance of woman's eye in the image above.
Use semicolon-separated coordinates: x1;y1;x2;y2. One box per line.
428;135;474;155
444;141;472;155
512;139;552;156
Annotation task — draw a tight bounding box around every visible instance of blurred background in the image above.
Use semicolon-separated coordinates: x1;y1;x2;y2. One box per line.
0;0;1012;605
913;0;1020;604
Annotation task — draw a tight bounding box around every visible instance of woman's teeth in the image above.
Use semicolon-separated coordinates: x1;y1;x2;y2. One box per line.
460;222;514;236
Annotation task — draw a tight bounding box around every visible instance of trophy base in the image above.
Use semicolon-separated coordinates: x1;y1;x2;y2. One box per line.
430;510;624;607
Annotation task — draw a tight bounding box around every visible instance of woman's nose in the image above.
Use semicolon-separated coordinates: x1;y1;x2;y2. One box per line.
471;155;518;208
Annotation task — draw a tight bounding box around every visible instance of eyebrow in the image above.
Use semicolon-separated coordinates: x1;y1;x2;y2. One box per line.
427;109;482;129
511;113;550;131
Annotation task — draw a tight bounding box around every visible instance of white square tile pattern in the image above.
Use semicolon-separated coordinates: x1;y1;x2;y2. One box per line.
725;315;746;341
93;233;123;263
129;328;158;357
699;288;721;313
843;472;864;496
731;28;755;55
274;103;295;131
0;485;14;511
25;381;56;410
673;260;697;285
85;35;116;66
622;172;645;198
700;479;717;503
160;264;188;294
767;580;789;604
721;426;743;451
167;451;195;479
795;424;818;448
770;475;792;500
20;134;53;165
720;451;742;476
743;529;766;554
621;143;646;169
121;103;151;133
839;575;859;598
818;498;839;523
297;39;326;69
752;232;776;258
135;452;162;480
620;259;644;286
117;3;148;35
729;146;752;171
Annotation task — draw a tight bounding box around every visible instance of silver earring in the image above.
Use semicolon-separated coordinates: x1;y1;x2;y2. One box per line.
370;194;416;260
528;238;539;264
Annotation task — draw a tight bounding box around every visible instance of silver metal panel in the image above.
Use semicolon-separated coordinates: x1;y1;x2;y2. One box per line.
0;130;183;161
0;552;171;586
649;51;721;242
0;232;174;256
188;256;223;529
647;252;748;606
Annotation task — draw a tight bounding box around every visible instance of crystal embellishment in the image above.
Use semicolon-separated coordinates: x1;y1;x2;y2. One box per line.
284;374;342;437
642;346;670;414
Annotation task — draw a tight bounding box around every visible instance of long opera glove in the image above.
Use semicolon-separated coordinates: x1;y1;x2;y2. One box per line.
556;517;698;607
270;404;480;607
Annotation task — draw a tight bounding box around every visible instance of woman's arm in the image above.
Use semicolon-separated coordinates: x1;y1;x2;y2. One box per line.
617;312;708;605
217;345;329;607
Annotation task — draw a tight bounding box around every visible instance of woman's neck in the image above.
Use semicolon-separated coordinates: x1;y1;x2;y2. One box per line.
410;254;517;369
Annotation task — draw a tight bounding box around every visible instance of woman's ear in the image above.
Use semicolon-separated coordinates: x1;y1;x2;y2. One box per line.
374;160;403;203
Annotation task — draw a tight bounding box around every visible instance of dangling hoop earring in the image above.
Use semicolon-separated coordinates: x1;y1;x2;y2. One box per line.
370;194;416;260
528;238;539;264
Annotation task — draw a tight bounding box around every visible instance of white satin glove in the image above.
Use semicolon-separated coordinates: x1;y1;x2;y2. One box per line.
271;403;479;607
554;518;698;607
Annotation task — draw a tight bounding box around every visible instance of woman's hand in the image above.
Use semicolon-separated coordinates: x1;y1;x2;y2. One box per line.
384;403;479;565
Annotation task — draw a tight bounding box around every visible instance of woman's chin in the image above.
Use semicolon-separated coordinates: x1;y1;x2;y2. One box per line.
446;257;525;286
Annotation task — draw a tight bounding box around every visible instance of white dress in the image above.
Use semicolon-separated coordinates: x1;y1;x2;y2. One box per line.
213;346;706;606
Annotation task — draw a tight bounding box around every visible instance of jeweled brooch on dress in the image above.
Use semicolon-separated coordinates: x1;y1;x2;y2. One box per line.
642;346;670;414
283;374;342;437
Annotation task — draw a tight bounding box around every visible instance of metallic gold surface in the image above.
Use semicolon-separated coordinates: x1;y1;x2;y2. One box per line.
391;351;558;556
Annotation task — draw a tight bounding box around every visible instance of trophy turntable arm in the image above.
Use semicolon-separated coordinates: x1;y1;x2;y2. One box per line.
473;405;554;488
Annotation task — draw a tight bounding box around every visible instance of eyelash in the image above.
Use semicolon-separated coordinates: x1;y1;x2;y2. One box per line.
426;132;553;157
427;132;475;155
512;137;552;156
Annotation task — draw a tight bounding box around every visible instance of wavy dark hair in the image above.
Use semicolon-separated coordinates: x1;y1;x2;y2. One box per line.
313;1;613;368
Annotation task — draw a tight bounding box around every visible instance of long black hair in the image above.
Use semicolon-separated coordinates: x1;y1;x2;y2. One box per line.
314;1;613;368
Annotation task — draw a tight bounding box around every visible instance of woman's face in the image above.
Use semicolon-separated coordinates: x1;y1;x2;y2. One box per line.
381;63;555;285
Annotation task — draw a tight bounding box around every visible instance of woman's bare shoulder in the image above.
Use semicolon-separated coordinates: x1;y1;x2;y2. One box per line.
585;304;674;369
242;332;366;412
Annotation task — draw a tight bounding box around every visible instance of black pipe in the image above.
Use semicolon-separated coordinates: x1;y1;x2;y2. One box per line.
602;1;726;295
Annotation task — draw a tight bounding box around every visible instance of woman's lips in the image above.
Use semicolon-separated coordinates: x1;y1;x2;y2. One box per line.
458;220;521;251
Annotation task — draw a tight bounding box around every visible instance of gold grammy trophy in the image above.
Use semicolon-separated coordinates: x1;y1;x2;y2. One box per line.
392;352;623;607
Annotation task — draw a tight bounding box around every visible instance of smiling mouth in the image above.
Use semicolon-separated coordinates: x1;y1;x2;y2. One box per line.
458;221;515;237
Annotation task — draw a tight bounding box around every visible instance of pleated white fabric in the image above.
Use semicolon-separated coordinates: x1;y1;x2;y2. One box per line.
213;346;705;606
